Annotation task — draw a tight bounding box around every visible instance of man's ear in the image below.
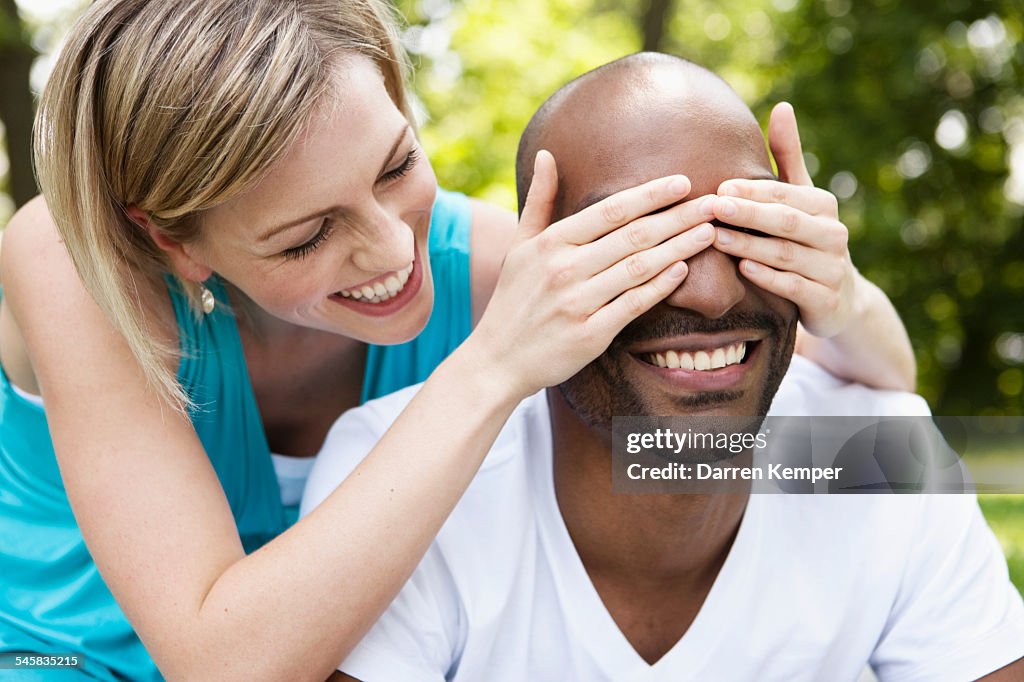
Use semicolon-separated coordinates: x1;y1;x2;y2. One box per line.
125;206;213;283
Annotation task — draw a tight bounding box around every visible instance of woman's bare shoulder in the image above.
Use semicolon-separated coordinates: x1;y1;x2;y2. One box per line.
2;195;57;275
1;197;75;393
3;195;103;300
1;195;177;380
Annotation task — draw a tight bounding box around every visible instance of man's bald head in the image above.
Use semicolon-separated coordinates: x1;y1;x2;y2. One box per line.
516;53;796;425
515;52;772;218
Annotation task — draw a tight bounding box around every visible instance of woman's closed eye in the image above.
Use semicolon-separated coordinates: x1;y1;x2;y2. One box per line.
379;148;420;184
283;218;335;261
280;147;419;260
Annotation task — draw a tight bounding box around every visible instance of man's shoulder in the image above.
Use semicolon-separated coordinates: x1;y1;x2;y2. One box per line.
771;355;931;416
751;493;997;608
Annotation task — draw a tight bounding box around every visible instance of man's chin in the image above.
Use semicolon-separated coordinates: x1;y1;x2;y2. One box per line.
662;390;746;413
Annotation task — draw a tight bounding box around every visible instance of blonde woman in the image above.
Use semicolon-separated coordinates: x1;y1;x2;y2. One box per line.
0;1;914;680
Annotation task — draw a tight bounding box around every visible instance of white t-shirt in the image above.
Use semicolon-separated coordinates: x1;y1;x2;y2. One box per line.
300;355;1024;682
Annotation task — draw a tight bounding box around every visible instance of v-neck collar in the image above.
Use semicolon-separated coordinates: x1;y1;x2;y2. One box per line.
528;396;764;680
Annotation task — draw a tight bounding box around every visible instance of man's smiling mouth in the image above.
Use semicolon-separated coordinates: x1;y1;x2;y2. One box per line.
642;340;754;371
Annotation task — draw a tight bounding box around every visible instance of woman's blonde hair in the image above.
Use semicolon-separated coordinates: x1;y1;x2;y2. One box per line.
34;0;412;412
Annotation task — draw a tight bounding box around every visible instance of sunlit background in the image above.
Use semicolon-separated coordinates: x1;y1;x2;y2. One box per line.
0;0;1021;591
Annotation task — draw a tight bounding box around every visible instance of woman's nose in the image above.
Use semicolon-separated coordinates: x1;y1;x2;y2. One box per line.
350;210;415;273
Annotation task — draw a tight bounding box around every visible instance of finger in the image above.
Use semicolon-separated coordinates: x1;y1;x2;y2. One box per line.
714;228;844;287
517;150;558;241
582;224;715;311
738;259;837;313
586;261;689;339
717;179;838;218
768;102;813;187
556;174;691;245
711;195;845;250
578;194;716;275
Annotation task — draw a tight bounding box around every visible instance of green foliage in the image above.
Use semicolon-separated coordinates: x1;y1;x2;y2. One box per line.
399;0;1024;415
0;2;30;50
761;0;1024;416
397;0;644;209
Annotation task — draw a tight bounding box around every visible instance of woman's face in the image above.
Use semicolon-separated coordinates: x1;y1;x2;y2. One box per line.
192;57;438;345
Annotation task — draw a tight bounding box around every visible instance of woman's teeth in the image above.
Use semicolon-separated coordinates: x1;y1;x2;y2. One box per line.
337;262;414;304
646;341;747;371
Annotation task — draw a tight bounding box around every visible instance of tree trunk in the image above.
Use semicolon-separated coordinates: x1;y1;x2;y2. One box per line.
0;0;39;208
641;0;674;52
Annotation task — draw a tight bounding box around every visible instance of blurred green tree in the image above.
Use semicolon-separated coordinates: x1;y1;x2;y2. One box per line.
0;0;37;208
759;0;1024;416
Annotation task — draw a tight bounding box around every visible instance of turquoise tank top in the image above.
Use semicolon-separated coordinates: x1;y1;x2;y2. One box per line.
0;189;473;680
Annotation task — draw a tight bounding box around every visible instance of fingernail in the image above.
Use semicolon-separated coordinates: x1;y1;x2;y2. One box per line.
742;260;761;274
719;184;738;197
716;228;733;244
718;198;737;217
669;261;688;277
699;196;716;215
668;176;689;195
694;224;714;241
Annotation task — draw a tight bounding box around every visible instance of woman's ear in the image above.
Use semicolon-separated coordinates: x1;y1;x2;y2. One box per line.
125;206;213;282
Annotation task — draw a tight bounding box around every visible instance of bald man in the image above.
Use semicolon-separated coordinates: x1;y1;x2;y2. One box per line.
305;54;1024;681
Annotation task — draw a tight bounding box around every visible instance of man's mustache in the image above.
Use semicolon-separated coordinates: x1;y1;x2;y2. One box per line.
611;309;788;349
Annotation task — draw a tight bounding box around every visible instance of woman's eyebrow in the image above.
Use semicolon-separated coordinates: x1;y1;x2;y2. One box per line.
255;124;412;244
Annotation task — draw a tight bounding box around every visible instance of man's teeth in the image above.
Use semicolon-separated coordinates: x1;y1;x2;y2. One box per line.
337;262;414;304
646;342;747;371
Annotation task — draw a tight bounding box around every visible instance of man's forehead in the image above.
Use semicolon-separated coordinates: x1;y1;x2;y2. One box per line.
532;61;773;219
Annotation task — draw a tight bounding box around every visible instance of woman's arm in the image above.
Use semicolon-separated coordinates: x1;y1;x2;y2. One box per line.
792;275;916;391
4;158;712;681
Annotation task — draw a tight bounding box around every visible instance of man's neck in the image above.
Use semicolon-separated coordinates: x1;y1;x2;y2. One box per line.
546;387;749;577
545;387;749;663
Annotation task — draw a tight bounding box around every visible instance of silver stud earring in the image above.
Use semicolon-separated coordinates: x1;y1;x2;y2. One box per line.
200;284;215;315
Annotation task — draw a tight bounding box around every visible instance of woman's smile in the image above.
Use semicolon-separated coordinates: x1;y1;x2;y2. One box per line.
329;249;425;318
335;260;415;302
